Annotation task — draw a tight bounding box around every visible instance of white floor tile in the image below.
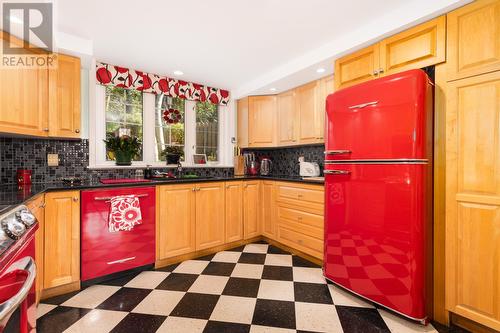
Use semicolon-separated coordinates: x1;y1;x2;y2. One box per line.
211;251;242;263
378;309;438;333
62;285;120;309
264;254;293;267
257;280;294;301
173;260;209;274
231;263;264;279
243;244;269;254
210;295;256;324
156;316;207;333
36;304;56;318
124;271;170;289
64;309;127;333
328;284;374;308
188;275;229;295
292;267;326;284
132;289;185;316
295;301;343;333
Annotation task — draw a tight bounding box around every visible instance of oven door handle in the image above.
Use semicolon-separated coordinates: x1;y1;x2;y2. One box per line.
0;256;36;322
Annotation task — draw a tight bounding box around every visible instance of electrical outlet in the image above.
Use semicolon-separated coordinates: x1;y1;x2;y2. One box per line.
47;154;59;167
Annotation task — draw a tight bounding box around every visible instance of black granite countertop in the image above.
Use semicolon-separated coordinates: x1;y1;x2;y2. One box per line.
0;175;323;214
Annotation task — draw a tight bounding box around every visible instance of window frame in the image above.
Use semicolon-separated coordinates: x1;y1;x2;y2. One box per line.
89;84;234;169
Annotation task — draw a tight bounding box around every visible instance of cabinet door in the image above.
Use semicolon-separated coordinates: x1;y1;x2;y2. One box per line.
44;191;79;289
157;184;196;259
445;71;500;331
27;195;45;303
243;181;261;239
296;81;323;144
261;181;276;239
0;33;48;136
237;97;249;148
49;54;81;138
248;96;277;147
379;16;446;76
447;0;500;80
316;75;334;141
334;44;379;90
277;90;298;146
225;182;244;243
195;183;225;250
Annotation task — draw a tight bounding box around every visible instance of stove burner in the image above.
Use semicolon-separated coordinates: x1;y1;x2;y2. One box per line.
16;209;36;228
1;216;26;240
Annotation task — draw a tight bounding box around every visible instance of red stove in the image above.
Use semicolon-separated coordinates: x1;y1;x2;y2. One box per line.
0;205;38;333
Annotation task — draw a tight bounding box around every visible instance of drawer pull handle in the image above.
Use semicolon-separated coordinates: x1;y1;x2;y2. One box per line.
324;150;351;155
107;256;136;265
348;101;378;109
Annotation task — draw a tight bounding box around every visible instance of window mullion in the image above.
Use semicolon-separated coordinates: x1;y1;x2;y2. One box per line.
184;100;196;166
142;93;156;164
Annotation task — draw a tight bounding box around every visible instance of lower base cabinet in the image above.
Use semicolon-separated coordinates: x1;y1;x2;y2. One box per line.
225;182;244;243
261;181;276;238
195;183;225;250
243;181;261;239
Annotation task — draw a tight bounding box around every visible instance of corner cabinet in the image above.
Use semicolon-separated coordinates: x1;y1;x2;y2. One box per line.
248;96;277;147
243;181;261;239
225;182;244;243
261;181;276;238
43;191;80;289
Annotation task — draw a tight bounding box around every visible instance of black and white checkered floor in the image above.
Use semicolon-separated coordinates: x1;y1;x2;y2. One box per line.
37;242;443;333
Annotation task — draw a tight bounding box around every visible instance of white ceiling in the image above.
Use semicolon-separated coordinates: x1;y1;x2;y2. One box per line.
56;0;470;97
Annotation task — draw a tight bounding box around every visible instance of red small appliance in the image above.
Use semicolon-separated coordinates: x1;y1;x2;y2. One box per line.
81;186;156;282
323;69;433;323
16;170;31;186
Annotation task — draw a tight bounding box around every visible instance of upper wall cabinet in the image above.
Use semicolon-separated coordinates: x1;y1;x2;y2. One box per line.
49;54;81;138
334;16;446;90
248;95;277;147
277;90;297;145
446;0;500;81
0;32;81;138
237;97;249;148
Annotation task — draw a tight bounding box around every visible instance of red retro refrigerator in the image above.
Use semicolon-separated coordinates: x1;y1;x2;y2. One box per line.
323;69;433;323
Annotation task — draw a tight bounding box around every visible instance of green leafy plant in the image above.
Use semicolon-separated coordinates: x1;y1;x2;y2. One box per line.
161;145;184;165
104;134;142;165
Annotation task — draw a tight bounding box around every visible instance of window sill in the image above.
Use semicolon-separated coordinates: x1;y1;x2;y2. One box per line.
87;162;233;170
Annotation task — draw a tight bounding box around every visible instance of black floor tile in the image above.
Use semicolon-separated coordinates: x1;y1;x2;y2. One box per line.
171;292;220;319
36;306;91;333
222;277;261;298
155;262;180;272
262;265;293;281
292;255;321;268
294;282;333;304
336;305;391;333
101;272;140;287
267;245;290;255
110;313;166;333
227;245;245;252
197;253;216;261
238;253;266;264
202;262;236;276
41;290;81;305
155;273;198;291
96;287;152;312
252;299;296;329
203;320;250;333
432;321;471;333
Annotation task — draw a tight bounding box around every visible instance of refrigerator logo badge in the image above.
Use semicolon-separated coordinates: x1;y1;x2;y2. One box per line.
331;183;344;204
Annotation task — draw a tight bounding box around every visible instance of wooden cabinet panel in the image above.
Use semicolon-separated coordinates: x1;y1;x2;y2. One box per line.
277;90;297;146
49;54;81;138
195;183;225;250
276;224;323;259
447;0;500;80
237;97;249;148
261;181;276;239
334;45;379;89
243;181;261;239
277;206;323;233
275;182;324;210
296;81;322;144
248;96;277;147
379;16;446;76
44;191;79;289
446;71;500;331
157;184;196;259
27;195;45;303
225;182;244;243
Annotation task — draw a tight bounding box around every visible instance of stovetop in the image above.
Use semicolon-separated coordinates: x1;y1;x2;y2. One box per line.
0;205;37;259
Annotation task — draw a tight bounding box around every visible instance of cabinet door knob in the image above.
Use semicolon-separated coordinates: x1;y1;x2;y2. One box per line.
43;128;49;132
75;129;80;133
192;187;196;192
378;68;385;74
73;197;79;202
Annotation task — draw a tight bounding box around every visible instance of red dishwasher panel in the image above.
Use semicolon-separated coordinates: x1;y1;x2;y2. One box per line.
81;187;156;281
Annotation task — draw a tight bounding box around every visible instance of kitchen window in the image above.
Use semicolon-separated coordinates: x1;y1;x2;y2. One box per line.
91;84;233;168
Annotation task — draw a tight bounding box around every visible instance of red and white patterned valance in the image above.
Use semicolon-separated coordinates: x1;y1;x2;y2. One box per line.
95;62;230;105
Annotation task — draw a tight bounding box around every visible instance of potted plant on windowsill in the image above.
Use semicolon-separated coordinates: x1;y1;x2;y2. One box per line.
104;133;142;166
161;146;184;165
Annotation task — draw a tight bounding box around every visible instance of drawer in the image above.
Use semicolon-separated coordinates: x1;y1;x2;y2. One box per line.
276;183;324;206
278;206;323;230
277;224;323;259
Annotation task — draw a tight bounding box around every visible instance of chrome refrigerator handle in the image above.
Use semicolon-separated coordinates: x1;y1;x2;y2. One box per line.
324;170;351;175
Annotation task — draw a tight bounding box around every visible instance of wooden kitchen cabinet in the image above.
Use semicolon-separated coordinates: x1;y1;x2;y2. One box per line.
26;194;45;304
446;0;500;81
243;181;261;239
225;182;244;243
49;54;81;138
277;90;298;146
445;71;500;331
261;181;276;239
334;44;380;89
237;97;249;148
157;184;196;259
296;81;323;144
248;96;277;147
43;191;80;289
195;182;225;250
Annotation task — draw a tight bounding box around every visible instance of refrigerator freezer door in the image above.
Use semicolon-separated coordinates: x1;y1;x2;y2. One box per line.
323;163;431;320
325;69;432;161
